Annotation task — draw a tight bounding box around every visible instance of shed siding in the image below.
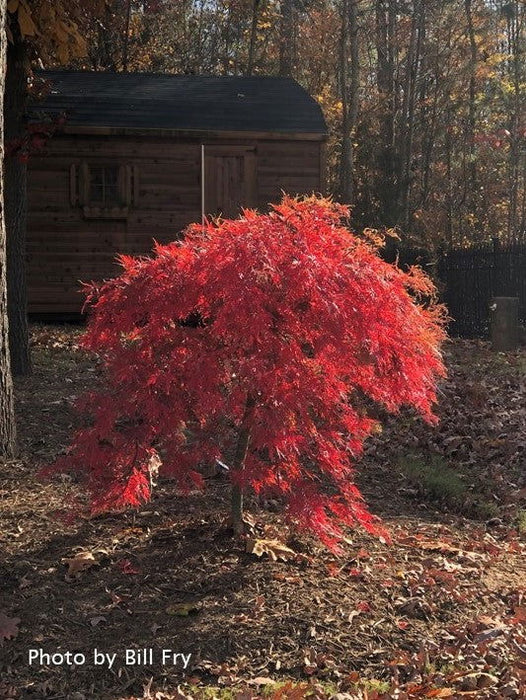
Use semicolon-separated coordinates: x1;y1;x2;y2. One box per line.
28;135;324;313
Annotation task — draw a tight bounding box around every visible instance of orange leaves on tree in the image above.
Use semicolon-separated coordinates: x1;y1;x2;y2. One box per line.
8;0;108;63
46;195;446;549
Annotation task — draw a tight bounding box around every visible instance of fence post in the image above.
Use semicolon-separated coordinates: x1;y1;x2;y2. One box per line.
490;297;519;351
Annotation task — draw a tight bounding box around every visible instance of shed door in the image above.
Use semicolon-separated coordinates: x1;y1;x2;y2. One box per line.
204;146;256;218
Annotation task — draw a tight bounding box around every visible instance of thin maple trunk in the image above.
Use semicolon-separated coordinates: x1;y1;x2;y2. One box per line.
230;393;255;534
0;0;17;458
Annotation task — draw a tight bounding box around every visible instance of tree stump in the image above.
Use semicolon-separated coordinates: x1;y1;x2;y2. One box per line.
490;297;519;351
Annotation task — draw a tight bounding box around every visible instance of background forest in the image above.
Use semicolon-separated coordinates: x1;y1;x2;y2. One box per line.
58;0;526;250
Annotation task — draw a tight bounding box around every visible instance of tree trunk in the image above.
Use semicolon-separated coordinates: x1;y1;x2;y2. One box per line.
399;0;424;230
0;0;18;458
375;0;398;225
230;393;255;534
246;0;261;76
463;0;478;237
122;0;132;71
5;35;31;376
339;0;360;204
505;1;522;242
279;0;295;78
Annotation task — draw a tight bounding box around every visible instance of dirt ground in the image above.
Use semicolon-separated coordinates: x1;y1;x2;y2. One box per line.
0;327;525;700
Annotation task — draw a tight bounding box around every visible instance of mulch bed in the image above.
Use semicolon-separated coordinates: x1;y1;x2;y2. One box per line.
0;327;525;700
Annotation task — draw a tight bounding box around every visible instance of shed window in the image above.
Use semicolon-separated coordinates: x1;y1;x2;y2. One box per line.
89;165;121;206
71;163;138;219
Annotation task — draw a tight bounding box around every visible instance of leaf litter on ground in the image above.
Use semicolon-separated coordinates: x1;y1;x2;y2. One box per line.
0;330;525;698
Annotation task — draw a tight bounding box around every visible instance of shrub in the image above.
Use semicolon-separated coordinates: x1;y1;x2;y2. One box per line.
47;196;447;549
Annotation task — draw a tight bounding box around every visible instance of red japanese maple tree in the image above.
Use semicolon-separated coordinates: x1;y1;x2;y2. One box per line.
48;196;446;549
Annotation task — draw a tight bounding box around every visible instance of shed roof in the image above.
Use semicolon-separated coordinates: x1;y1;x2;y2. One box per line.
32;70;327;135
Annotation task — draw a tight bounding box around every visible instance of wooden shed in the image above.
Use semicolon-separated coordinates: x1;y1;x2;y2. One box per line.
27;70;327;314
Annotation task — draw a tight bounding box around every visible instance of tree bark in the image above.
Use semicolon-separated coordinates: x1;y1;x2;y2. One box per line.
246;0;261;76
279;0;295;78
339;0;360;204
122;0;132;71
230;393;255;534
5;34;31;376
0;0;18;458
375;0;398;225
399;0;424;230
505;1;522;242
463;0;478;236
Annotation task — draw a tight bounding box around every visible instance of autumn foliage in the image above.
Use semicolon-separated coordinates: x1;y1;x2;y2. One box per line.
48;196;446;548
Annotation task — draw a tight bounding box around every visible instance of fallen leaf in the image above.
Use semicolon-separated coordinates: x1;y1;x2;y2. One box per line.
117;558;141;575
89;616;106;627
399;536;461;554
246;538;296;562
166;602;200;616
510;606;526;624
63;552;98;580
246;677;275;686
0;612;20;646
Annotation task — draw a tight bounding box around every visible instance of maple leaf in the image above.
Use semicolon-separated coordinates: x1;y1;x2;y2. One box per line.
510;606;526;625
246;538;297;562
62;551;98;580
117;559;141;575
0;612;20;646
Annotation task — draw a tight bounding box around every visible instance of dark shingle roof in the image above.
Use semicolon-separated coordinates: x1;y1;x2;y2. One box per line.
32;70;327;134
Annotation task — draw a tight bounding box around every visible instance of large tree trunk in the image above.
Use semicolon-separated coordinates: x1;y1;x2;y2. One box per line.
0;0;18;458
5;35;31;376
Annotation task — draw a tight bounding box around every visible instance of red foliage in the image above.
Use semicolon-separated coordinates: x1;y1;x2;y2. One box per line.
6;114;66;162
46;196;447;549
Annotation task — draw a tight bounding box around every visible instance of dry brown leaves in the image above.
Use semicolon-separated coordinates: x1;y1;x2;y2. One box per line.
62;551;98;580
246;538;297;562
0;612;20;646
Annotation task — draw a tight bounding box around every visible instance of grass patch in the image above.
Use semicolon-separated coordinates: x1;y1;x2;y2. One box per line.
399;454;498;519
178;682;338;700
179;679;389;699
400;454;467;504
357;679;391;694
516;509;526;536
